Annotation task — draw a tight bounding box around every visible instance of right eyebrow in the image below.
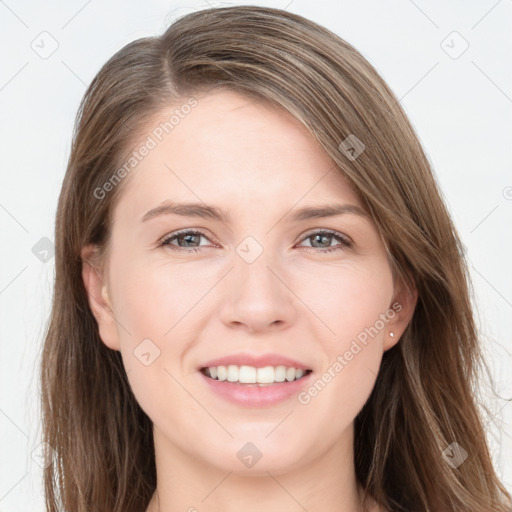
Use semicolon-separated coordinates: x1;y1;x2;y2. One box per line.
141;202;230;223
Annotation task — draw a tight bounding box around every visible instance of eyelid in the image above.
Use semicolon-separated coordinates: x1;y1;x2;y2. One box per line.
159;228;218;247
298;228;352;245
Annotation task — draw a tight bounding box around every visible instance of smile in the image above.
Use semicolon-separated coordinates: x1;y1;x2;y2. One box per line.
201;364;312;385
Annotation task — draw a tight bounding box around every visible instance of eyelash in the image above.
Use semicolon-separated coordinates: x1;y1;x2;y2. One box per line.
159;229;352;254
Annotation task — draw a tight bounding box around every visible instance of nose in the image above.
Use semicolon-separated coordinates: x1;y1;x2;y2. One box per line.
218;248;297;333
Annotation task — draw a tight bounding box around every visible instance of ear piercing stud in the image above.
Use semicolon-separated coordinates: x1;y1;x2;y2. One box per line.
389;332;395;338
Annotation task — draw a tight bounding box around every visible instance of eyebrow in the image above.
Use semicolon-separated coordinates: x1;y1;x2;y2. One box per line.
141;201;369;223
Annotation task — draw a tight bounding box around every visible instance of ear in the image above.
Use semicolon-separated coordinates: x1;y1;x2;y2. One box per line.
81;244;121;351
383;273;418;351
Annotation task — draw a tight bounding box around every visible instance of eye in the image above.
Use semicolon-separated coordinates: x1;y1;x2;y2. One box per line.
297;230;352;253
159;229;214;253
159;229;352;254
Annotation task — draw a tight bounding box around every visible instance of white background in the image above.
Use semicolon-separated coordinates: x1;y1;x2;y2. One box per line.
0;0;511;510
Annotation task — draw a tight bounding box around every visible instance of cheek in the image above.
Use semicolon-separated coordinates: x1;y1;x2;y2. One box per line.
296;347;380;450
106;255;217;414
108;253;213;345
293;256;394;344
108;265;197;428
293;260;392;415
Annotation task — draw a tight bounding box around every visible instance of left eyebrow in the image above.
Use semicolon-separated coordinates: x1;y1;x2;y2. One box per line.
288;204;369;221
141;201;369;223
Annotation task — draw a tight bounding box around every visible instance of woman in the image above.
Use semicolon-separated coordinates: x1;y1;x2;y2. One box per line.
41;5;511;512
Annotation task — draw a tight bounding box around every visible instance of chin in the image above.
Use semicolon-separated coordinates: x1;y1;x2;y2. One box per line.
196;437;311;476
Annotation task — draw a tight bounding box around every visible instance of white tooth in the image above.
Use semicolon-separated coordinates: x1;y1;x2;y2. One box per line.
256;366;275;384
285;367;296;382
239;365;256;383
207;365;308;384
274;365;287;382
227;365;239;382
217;366;227;381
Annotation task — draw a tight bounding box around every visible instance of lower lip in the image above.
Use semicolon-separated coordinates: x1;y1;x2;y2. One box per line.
199;371;313;407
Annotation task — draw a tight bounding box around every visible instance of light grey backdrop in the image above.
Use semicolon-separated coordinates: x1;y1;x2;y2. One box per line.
0;0;511;510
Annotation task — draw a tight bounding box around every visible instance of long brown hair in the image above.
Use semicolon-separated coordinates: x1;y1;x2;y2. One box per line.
41;5;511;511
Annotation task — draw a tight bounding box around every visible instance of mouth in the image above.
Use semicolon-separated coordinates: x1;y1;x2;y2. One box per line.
200;365;313;386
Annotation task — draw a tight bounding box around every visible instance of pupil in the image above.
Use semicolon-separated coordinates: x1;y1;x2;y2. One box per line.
181;234;199;247
313;234;330;248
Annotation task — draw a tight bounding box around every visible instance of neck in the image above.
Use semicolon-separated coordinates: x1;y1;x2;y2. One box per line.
146;423;371;512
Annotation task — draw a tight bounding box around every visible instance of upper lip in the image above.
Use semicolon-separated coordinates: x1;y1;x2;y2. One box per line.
199;353;312;371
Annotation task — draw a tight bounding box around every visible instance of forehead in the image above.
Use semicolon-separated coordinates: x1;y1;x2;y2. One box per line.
113;89;363;222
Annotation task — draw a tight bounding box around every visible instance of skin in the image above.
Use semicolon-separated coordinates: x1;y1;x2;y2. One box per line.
82;89;417;512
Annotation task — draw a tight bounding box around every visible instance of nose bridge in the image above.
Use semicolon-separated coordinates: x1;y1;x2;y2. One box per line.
219;235;295;331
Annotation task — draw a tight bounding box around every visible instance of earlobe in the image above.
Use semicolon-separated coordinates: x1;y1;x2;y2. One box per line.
383;280;418;351
81;244;120;351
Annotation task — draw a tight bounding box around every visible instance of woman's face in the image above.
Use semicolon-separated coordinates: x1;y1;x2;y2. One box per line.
83;89;415;476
